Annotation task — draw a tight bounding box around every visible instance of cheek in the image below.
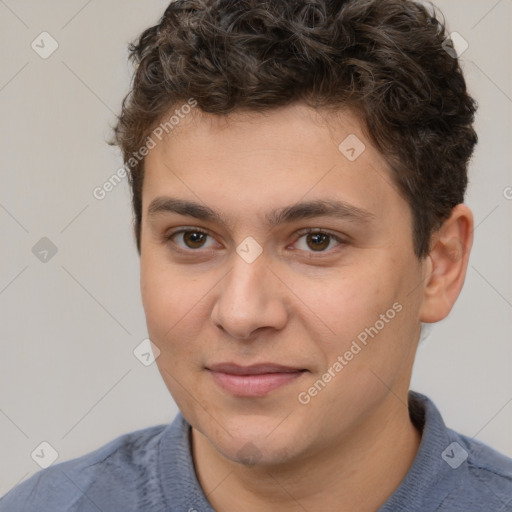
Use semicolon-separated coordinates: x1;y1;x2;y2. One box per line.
140;256;213;359
314;265;394;333
307;261;410;376
141;260;211;421
141;260;168;328
140;255;186;346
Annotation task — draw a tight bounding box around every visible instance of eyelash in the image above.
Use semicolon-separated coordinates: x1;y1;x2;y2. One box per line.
164;227;346;257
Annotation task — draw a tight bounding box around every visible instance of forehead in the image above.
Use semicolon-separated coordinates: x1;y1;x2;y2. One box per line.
152;103;371;156
142;103;407;232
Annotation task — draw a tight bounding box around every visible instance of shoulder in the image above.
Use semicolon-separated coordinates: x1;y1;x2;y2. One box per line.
390;392;512;512
461;433;512;502
441;430;512;511
0;423;169;512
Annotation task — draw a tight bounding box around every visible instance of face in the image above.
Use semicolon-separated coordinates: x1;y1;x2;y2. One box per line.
140;103;427;466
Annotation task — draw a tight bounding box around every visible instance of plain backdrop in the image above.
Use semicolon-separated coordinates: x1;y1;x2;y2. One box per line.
0;0;511;497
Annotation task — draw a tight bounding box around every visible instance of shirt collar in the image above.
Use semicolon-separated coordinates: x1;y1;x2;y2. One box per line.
378;390;465;511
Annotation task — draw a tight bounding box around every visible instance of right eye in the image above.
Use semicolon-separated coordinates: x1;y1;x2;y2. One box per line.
165;228;218;252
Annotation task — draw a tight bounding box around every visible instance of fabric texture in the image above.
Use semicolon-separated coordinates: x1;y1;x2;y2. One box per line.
2;391;511;511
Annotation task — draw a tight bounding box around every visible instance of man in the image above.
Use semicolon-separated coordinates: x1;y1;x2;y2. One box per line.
2;0;511;510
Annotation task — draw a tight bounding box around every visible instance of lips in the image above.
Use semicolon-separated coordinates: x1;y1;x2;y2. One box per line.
208;362;304;375
207;362;307;397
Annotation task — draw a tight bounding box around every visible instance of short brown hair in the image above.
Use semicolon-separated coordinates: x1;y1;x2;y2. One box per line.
112;0;478;258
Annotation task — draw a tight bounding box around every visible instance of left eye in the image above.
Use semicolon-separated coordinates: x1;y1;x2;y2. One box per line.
293;230;343;253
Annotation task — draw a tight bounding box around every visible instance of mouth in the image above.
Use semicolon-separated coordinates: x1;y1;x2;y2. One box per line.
206;363;307;397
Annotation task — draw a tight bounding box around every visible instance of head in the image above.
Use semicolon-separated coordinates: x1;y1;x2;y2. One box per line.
112;0;477;467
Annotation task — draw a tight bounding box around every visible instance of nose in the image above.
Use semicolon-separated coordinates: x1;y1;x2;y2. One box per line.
210;251;288;340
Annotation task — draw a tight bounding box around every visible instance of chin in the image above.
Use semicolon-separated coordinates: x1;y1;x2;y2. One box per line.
218;436;300;468
199;413;305;467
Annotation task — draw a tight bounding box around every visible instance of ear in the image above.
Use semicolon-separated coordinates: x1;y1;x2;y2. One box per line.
419;204;474;323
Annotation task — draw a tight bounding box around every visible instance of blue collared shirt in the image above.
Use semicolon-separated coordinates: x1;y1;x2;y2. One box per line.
2;391;511;511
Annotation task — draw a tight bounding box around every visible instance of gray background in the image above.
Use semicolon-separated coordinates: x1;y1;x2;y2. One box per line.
1;0;511;496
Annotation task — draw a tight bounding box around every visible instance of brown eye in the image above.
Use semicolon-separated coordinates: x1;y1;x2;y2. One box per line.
294;229;344;254
182;231;207;249
166;228;215;251
305;232;331;251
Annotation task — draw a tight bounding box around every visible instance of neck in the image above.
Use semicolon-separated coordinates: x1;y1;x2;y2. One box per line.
191;392;421;512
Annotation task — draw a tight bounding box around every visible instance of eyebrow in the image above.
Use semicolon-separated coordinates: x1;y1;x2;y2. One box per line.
147;196;376;228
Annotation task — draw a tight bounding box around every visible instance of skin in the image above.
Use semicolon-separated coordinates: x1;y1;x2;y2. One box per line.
140;103;474;511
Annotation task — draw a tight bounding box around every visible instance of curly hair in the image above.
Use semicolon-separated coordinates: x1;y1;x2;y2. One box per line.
111;0;478;259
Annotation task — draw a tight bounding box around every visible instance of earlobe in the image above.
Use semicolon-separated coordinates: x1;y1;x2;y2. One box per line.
419;204;474;324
